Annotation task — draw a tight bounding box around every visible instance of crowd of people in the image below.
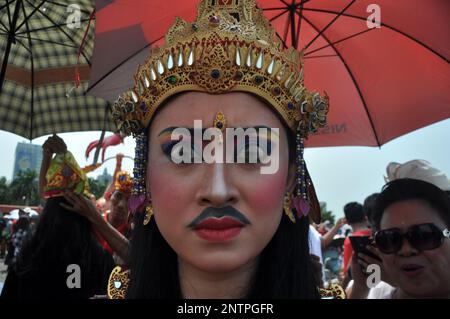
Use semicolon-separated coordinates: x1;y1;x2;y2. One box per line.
0;135;130;298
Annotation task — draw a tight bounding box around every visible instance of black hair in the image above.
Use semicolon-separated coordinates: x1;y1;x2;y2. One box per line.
363;193;380;228
126;93;319;298
343;202;365;225
373;178;450;231
3;197;114;299
14;216;30;231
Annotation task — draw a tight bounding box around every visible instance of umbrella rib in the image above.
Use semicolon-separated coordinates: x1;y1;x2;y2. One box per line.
304;28;375;56
23;0;91;66
302;8;449;63
0;0;15;25
1;0;21;94
87;35;164;93
270;8;289;49
21;1;35;140
289;2;297;48
284;9;291;47
303;0;356;51
269;8;288;22
301;14;382;147
45;0;92;15
12;36;31;53
275;32;288;49
0;0;15;13
13;34;79;48
15;18;93;35
295;3;305;49
261;7;288;11
304;54;338;59
0;20;9;32
5;0;12;29
14;0;47;33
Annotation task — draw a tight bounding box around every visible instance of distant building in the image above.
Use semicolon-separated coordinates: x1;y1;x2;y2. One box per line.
96;168;112;184
13;142;43;179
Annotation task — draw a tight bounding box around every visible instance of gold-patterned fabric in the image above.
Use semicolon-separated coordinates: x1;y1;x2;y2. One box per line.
43;151;88;199
107;266;130;299
319;283;347;299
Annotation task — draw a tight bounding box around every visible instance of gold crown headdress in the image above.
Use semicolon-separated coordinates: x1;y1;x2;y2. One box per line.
112;0;328;136
116;0;328;223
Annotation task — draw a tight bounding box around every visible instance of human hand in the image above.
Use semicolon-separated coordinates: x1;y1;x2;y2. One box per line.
351;244;387;289
42;134;67;157
364;245;392;285
116;153;124;163
349;253;370;291
336;217;347;228
61;192;102;224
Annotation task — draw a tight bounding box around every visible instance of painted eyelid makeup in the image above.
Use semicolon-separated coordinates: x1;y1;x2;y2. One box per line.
158;129;202;161
157;126;277;152
235;139;273;156
234;129;276;153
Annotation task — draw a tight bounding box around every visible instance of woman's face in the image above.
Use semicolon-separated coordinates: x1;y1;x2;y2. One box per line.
147;92;293;273
379;199;450;298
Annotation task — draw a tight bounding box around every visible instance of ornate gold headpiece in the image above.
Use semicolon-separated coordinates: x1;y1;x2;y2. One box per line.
114;171;133;195
112;0;328;137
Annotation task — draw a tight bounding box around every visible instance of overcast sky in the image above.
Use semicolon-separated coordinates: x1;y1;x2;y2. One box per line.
1;118;449;218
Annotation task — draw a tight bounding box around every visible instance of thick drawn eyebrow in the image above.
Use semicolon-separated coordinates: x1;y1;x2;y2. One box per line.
158;125;278;137
158;127;204;137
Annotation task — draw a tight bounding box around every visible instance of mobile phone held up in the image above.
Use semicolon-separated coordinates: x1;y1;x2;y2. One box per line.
349;236;381;262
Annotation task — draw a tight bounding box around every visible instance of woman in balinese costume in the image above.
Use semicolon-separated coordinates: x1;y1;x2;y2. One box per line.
68;0;337;299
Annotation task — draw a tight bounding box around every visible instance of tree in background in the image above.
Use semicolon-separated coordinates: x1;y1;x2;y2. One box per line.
88;177;109;200
320;201;335;224
8;170;40;206
0;176;10;204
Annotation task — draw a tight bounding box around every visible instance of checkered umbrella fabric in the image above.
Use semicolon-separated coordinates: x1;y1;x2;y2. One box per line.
0;0;116;140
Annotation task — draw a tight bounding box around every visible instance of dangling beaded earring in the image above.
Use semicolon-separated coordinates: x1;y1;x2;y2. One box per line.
290;127;310;219
283;192;296;223
128;133;148;214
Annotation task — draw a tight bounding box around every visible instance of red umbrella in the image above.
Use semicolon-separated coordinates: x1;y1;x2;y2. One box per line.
87;0;450;147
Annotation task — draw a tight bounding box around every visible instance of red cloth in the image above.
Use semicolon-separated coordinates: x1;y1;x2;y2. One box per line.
92;1;450;146
342;229;372;273
94;212;127;255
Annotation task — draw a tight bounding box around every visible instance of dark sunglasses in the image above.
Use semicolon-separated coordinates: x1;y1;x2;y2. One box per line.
374;223;450;254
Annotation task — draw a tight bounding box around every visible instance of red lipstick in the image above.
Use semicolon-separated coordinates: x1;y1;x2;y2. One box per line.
193;217;245;242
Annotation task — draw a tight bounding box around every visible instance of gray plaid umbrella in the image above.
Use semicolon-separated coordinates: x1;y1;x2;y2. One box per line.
0;0;115;140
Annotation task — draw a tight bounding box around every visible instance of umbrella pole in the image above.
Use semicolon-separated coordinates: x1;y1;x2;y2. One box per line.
289;5;297;49
92;102;111;165
93;129;106;165
0;0;22;94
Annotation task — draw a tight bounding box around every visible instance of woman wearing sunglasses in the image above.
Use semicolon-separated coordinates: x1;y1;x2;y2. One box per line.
351;178;450;299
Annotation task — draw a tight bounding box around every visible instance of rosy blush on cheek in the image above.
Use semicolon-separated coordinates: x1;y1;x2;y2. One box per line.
245;173;287;217
147;169;186;219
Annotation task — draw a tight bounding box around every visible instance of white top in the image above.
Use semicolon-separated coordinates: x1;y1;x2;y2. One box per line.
309;225;325;281
309;225;323;262
367;281;396;299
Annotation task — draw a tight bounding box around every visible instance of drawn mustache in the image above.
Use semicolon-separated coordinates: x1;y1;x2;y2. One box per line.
187;205;251;229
